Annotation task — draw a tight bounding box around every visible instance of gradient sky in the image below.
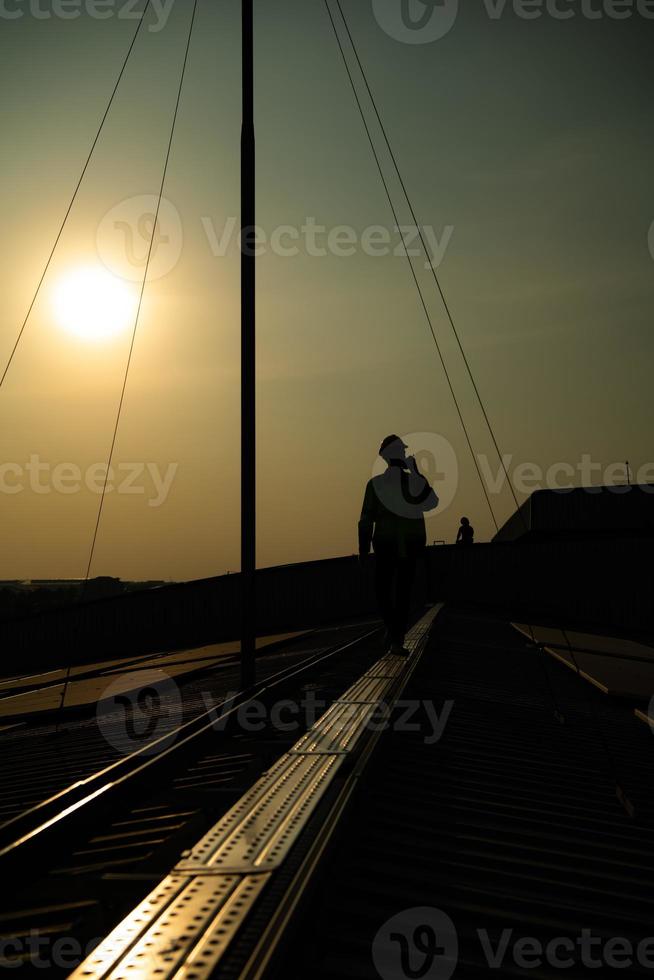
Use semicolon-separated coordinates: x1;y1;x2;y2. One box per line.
0;0;653;581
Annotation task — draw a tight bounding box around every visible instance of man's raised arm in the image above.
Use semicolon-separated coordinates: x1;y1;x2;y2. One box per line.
405;456;439;512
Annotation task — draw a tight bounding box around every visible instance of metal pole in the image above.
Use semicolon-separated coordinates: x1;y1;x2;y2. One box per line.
241;0;256;689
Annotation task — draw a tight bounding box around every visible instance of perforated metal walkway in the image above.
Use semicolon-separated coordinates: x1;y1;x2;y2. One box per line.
69;607;442;979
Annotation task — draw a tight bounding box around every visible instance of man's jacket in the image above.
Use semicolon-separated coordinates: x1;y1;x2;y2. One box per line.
358;463;439;558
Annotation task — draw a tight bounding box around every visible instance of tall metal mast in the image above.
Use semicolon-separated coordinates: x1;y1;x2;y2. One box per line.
241;0;256;689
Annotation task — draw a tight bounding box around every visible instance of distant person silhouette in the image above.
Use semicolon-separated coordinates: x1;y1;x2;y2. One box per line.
456;517;474;545
359;435;439;655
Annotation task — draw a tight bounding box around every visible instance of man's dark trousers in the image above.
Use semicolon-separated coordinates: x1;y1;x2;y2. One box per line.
374;551;418;644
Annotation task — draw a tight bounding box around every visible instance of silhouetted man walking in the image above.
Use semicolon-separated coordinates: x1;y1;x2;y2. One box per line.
359;435;438;655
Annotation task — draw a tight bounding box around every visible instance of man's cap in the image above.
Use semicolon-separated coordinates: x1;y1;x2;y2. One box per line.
379;434;407;456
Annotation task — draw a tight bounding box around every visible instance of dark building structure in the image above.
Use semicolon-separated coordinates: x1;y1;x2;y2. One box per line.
494;484;654;542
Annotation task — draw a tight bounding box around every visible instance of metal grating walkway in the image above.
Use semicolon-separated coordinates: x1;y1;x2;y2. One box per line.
69;607;443;979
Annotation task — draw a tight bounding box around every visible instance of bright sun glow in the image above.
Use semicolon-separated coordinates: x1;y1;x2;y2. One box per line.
52;266;135;341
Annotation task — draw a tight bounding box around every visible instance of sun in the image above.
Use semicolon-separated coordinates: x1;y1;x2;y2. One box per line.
52;266;136;341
